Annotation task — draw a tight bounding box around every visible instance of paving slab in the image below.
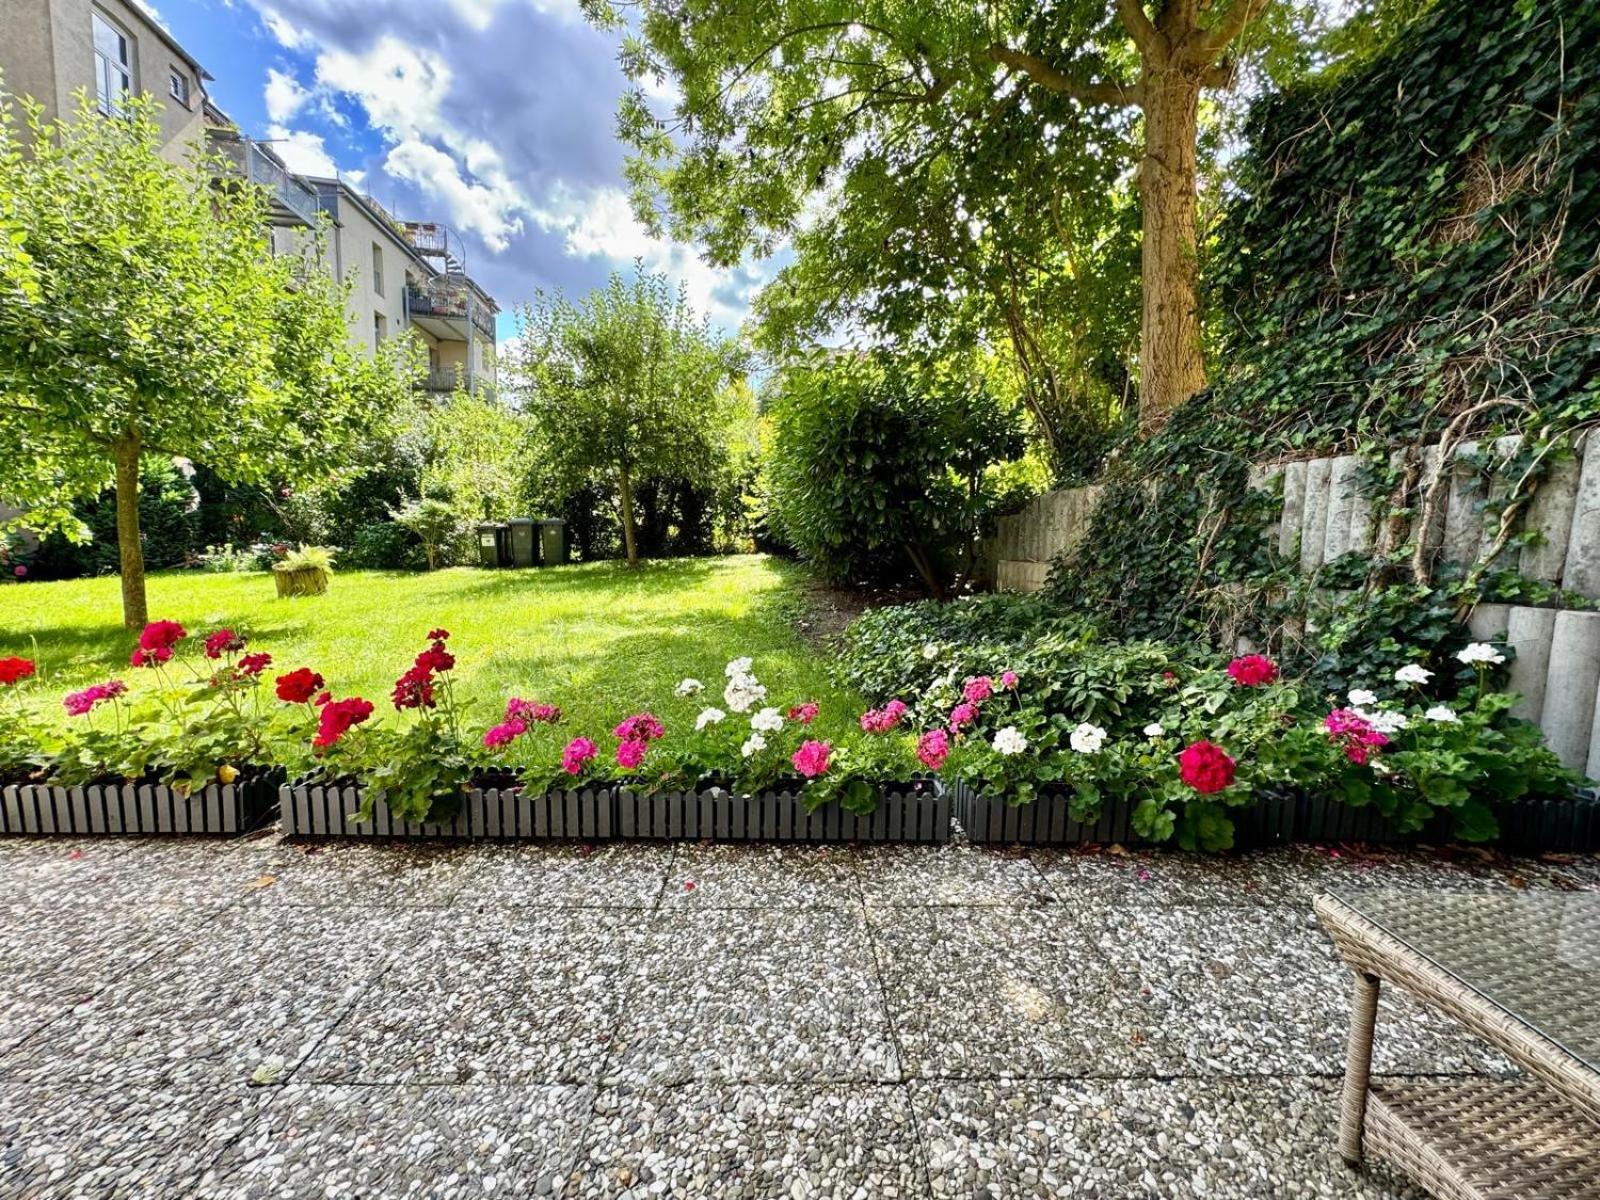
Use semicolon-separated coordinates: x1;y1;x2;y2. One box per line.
869;906;1173;1079
664;843;860;908
8;906;399;1087
913;1076;1422;1199
202;1083;594;1199
0;1079;259;1200
575;1084;927;1199
302;907;638;1085
457;842;674;908
856;843;1056;908
1031;847;1298;907
608;908;899;1087
244;839;478;907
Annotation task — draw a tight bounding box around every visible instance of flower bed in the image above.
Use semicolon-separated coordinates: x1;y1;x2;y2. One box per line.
616;781;948;843
1;770;278;836
279;781;613;840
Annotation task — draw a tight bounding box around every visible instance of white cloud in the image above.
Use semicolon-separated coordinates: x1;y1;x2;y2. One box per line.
314;37;453;145
258;5;311;49
263;67;310;123
384;139;525;252
265;124;339;176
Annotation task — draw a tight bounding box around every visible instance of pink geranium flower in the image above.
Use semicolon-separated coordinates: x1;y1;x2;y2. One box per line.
613;713;665;742
949;701;979;731
1000;671;1018;690
483;718;527;749
62;679;126;717
963;676;993;704
615;738;648;769
859;699;908;734
916;729;950;771
792;739;831;778
787;702;820;725
562;736;598;775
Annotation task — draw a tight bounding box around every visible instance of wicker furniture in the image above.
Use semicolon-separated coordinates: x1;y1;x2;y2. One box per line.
1316;892;1600;1199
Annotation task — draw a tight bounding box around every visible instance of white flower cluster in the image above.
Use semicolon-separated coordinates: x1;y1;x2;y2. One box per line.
741;733;766;758
1394;664;1433;685
1457;642;1505;666
1424;705;1460;724
723;657;767;714
1348;689;1378;707
1143;722;1165;738
1362;709;1409;735
922;643;941;661
992;726;1028;756
675;678;704;697
1069;723;1108;754
695;707;725;730
750;707;784;734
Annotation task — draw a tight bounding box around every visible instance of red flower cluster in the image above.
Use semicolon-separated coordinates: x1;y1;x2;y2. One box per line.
238;652;272;677
131;620;186;668
787;702;820;725
0;656;35;686
204;629;246;659
1178;740;1236;794
392;629;456;711
275;668;325;704
1226;655;1279;687
314;697;374;748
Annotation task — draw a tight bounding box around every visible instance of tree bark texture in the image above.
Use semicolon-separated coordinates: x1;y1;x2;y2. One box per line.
112;435;148;629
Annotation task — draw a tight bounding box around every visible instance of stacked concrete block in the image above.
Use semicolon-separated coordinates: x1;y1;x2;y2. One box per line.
1300;458;1333;572
1505;606;1558;723
1279;460;1307;560
1520;451;1582;583
1542;611;1600;772
1562;436;1600;600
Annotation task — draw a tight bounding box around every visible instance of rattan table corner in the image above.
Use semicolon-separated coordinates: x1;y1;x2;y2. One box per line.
1315;890;1600;1200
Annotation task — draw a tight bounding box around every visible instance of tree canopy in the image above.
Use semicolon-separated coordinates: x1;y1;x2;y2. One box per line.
0;94;415;625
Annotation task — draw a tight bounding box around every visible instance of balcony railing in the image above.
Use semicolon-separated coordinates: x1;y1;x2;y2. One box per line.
415;367;494;397
405;284;497;341
209;135;320;227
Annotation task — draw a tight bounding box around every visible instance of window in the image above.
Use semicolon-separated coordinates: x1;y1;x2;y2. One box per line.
371;243;385;297
169;69;189;106
373;313;388;350
92;12;133;116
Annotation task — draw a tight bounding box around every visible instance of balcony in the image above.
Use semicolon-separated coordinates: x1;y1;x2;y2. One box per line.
208;133;320;227
415;367;495;397
405;281;497;342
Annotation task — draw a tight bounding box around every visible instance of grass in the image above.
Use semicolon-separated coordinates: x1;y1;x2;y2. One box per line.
0;555;864;746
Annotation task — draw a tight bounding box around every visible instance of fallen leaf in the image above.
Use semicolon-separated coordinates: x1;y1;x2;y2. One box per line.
246;874;277;890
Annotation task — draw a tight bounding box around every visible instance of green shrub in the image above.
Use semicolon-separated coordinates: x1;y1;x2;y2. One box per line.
764;351;1027;595
342;522;424;571
30;460;200;579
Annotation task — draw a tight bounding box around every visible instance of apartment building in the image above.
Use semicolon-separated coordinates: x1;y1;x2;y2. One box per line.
3;0;210;158
1;2;501;396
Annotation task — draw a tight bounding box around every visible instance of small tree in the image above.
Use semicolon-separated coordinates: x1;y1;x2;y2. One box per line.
393;497;461;571
512;264;742;567
0;94;414;626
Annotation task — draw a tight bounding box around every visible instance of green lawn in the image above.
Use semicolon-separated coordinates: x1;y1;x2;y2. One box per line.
0;556;863;746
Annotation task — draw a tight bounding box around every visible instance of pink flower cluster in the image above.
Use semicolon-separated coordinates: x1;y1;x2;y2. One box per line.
483;696;563;750
63;679;127;717
859;699;907;734
944;669;1017;734
787;702;820;725
562;736;598;775
130;620;185;667
1324;708;1390;765
613;712;665;769
791;739;831;778
916;729;950;770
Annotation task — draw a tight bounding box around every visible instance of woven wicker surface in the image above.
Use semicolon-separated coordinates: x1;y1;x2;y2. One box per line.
1366;1079;1600;1200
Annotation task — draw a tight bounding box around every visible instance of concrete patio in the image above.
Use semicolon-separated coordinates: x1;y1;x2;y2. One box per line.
2;832;1596;1198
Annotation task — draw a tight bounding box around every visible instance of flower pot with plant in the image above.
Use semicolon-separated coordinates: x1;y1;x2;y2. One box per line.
272;545;335;598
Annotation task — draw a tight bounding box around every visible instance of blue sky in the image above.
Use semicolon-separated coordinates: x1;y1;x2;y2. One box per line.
137;0;774;342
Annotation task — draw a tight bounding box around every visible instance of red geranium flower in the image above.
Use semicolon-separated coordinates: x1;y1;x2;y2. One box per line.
138;620;186;652
426;628;450;642
238;652;272;676
391;663;437;710
204;629;245;659
130;645;173;668
1178;740;1237;794
275;668;325;704
0;657;36;686
1226;655;1278;687
414;645;455;674
313;697;374;748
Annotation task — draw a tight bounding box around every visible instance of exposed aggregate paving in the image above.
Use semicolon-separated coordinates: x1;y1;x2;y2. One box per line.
0;829;1591;1198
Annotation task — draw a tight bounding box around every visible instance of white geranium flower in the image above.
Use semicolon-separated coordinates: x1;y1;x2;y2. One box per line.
750;707;784;734
675;678;705;697
723;676;767;714
725;656;754;678
1372;760;1392;776
1424;705;1460;724
1069;722;1108;754
695;707;726;731
1364;709;1409;735
1143;722;1165;738
1457;642;1506;666
922;643;941;660
993;726;1028;756
1347;689;1378;707
1394;664;1433;685
740;733;767;759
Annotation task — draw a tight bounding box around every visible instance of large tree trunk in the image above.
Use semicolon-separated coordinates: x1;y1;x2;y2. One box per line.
1137;67;1208;434
111;435;148;629
617;465;640;568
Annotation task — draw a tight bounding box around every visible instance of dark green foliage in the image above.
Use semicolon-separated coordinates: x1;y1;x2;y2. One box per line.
766;352;1027;595
340;522;425;571
30;461;200;579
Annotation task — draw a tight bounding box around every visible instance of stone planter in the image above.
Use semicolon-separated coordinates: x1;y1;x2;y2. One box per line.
1;772;279;836
615;781;949;843
278;781;614;840
272;565;329;598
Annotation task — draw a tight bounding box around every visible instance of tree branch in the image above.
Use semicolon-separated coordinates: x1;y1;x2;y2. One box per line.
982;45;1141;107
1195;0;1270;62
1115;0;1164;57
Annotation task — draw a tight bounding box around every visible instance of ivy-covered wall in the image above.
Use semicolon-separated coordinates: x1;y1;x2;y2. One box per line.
994;0;1600;741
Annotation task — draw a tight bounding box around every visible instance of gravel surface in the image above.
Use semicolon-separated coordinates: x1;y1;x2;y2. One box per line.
1;830;1593;1198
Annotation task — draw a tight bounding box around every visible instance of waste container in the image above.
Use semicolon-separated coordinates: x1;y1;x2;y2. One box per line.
538;518;569;566
475;522;509;567
507;518;536;568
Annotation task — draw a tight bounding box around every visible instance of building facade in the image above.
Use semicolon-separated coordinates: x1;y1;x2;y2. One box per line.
1;1;500;395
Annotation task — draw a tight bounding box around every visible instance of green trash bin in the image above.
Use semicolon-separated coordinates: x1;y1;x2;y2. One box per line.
538;518;569;566
507;518;536;568
475;522;509;567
